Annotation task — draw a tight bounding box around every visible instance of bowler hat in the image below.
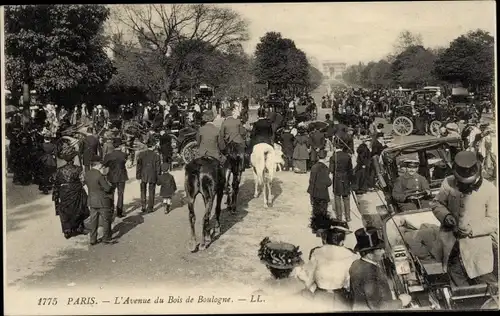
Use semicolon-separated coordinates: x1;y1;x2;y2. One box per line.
202;110;215;122
376;132;384;138
112;138;123;148
353;227;384;252
453;151;480;184
147;137;157;148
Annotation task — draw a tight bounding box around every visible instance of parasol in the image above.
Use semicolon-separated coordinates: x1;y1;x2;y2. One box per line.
307;120;329;132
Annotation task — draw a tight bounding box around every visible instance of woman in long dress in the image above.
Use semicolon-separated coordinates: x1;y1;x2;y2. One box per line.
293;125;309;173
52;145;90;239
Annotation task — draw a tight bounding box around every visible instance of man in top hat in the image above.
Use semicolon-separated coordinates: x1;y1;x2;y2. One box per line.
81;127;101;172
308;125;326;167
370;132;387;157
103;138;129;218
85;156;115;245
196;110;224;163
349;227;412;310
431;151;498;286
329;141;353;222
308;148;331;218
392;157;431;211
136;137;162;213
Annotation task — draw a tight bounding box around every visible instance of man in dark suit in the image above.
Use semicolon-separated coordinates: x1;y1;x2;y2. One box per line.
307;149;332;217
349;228;411;310
251;107;274;147
136;138;162;213
218;107;246;159
103;138;129;218
308;127;326;166
329;142;353;222
85;156;115;245
371;132;387;157
197;110;224;163
81;127;100;172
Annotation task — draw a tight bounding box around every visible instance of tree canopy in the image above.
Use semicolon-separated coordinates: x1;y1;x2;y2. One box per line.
5;5;115;106
434;29;494;89
342;29;494;92
253;31;320;92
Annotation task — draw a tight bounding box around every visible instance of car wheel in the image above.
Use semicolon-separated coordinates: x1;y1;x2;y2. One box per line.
392;116;413;136
429;120;442;137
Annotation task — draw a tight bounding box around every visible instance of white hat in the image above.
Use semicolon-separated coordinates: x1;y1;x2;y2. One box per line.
96;105;103;109
445;123;459;132
158;100;167;106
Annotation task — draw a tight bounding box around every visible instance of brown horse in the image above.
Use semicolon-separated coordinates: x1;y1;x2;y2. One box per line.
184;156;226;252
223;142;245;213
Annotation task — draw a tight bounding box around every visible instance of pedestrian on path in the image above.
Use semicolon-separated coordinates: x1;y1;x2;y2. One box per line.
53;144;89;239
293;124;309;173
307;149;331;224
349;227;412;310
103;138;129;218
136;138;162;213
329;140;353;222
85;156;115;245
296;217;358;310
157;162;177;214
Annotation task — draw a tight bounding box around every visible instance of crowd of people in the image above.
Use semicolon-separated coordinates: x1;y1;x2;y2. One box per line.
5;82;497;310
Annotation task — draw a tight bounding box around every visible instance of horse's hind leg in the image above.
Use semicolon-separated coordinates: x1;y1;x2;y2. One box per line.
199;195;214;251
187;200;198;252
185;174;199;252
252;167;260;198
214;190;224;236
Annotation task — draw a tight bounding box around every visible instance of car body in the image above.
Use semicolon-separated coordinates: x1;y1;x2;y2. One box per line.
367;137;498;310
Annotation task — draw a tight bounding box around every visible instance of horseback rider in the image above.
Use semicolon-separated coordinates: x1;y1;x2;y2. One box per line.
218;106;246;162
196;110;225;165
250;107;274;150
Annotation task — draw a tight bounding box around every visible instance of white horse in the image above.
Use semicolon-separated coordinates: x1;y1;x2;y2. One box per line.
251;143;276;207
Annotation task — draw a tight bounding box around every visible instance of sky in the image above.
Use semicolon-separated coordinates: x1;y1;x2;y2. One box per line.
222;1;496;67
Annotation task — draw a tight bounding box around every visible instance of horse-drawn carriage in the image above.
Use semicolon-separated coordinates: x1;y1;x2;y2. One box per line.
367;137;498;310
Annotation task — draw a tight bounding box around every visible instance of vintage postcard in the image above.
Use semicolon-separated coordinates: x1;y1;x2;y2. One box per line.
2;2;498;314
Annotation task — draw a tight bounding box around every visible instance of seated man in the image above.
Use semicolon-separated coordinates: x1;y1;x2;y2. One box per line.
392;159;432;211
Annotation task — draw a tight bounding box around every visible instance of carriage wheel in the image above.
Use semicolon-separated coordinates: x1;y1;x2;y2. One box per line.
181;141;198;165
392;116;413;136
429;120;442;137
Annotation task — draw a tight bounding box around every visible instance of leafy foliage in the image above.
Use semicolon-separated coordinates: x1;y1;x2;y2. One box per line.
5;5;116;106
434;29;494;88
342;29;493;91
253;31;311;89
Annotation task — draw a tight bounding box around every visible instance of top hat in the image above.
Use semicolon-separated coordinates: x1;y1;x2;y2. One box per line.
453;151;480;184
353;227;384;252
445;123;459;132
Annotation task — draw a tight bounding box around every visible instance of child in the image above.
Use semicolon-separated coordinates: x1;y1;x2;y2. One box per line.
157;162;177;214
